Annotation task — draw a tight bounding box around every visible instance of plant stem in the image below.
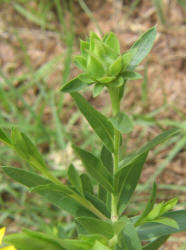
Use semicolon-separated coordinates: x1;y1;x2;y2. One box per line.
109;87;120;223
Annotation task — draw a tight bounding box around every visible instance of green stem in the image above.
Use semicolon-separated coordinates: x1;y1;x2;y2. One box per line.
109;87;120;223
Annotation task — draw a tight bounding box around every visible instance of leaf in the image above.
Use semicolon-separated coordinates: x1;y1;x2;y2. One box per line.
108;56;122;76
80;40;89;58
104;32;120;55
97;76;115;84
110;112;133;134
122;49;138;71
5;232;65;250
137;210;186;240
91;240;111;250
24;230;92;250
127;26;157;70
117;128;180;174
0;128;11;146
122;216;142;250
73;145;113;192
85;192;110;218
80;173;93;194
121;71;142;80
61;75;92;93
10;128;60;185
93;84;104;97
150;217;179;229
73;55;87;70
87;54;105;78
142;235;170;250
71;92;114;152
118;152;148;215
135;183;157;226
2;167;91;217
146;197;179;220
68;164;84;196
76;217;114;239
100;145;113;174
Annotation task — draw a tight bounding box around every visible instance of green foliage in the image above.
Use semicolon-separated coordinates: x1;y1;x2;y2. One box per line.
1;27;186;250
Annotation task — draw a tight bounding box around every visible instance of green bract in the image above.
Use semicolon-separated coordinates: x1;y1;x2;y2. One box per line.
1;27;186;250
61;31;143;93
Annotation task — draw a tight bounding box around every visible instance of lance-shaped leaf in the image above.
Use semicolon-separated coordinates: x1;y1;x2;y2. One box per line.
118;151;148;215
2;167;93;218
108;56;122;76
92;241;111;250
100;145;113;174
71;92;114;152
122;216;142;250
148;217;179;229
110;112;133;134
104;32;120;55
0;128;11;146
93;83;104;97
80;173;93;194
76;217;114;239
73;145;113;192
135;183;157;227
61;74;93;93
142;235;170;250
121;71;142;80
117;128;180;174
31;183;107;220
127;26;157;70
5;232;65;250
137;210;186;240
87;54;105;78
68;164;84;196
10;128;59;184
85;192;110;218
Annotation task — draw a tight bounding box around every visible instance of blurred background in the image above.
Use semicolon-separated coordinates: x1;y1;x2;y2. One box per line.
0;0;186;249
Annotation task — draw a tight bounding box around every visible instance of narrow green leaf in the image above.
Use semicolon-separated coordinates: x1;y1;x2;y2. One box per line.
108;56;122;76
68;164;84;196
2;167;89;217
92;240;111;250
97;76;115;84
142;235;170;250
31;183;107;220
5;232;65;250
71;92;114;152
118;152;148;215
98;185;107;203
135;183;157;226
127;27;157;70
117;128;180;174
73;145;113;192
100;145;113;174
93;84;104;97
121;71;142;80
80;39;89;58
85;192;110;218
122;49;138;71
87;54;105;78
137;210;186;240
110;112;133;134
150;217;179;229
122;216;142;250
76;217;114;239
0;128;11;146
80;173;93;194
61;74;92;93
73;55;87;70
104;32;120;54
